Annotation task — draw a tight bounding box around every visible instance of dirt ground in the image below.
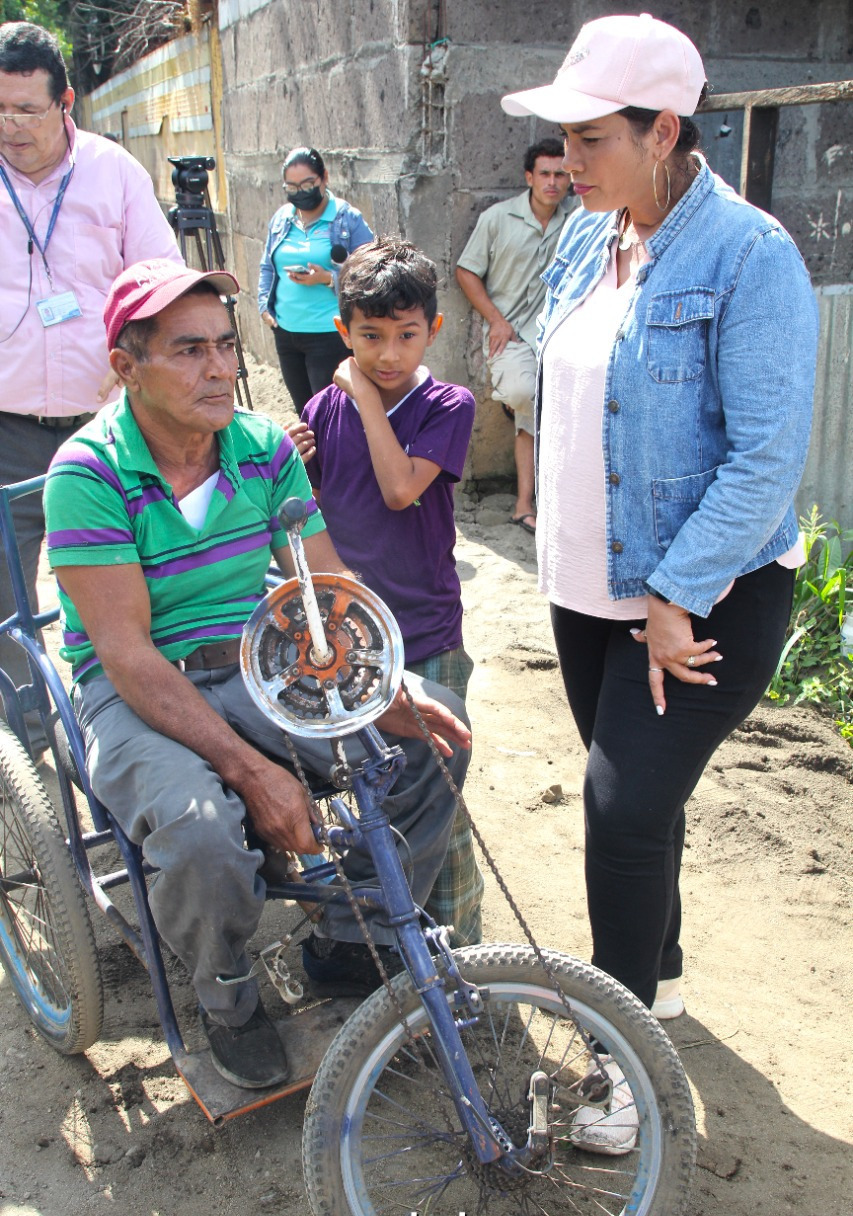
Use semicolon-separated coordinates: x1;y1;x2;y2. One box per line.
1;357;851;1215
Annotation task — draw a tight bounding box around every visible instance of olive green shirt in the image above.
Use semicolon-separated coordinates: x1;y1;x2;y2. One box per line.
457;190;573;349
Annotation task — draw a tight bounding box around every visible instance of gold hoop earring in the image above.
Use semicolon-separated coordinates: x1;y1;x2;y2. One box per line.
652;159;671;212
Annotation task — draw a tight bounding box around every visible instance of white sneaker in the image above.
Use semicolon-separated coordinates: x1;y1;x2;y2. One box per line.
652;977;685;1020
570;1056;639;1156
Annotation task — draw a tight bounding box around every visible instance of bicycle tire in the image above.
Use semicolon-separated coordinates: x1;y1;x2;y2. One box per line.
303;944;696;1216
0;724;103;1053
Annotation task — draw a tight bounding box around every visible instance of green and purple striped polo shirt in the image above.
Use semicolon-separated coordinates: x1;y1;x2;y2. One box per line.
44;393;325;683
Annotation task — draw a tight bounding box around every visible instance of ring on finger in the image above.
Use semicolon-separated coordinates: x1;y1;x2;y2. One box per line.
648;666;664;674
686;655;696;667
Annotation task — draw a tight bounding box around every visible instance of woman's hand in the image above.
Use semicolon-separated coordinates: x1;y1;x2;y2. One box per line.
261;310;278;330
287;263;333;287
285;419;316;464
631;597;722;715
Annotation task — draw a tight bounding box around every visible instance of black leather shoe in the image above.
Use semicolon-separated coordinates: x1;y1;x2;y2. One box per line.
302;932;404;998
200;997;290;1089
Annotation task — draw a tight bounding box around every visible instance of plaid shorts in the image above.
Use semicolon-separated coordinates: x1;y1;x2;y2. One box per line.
405;646;484;947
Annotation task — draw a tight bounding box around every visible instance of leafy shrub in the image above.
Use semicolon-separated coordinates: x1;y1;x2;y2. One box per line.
767;507;853;743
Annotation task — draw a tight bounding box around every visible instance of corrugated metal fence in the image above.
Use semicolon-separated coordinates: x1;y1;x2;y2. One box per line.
798;285;853;532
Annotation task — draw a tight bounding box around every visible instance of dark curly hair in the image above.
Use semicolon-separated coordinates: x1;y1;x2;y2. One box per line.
338;237;438;327
0;22;68;102
523;138;566;172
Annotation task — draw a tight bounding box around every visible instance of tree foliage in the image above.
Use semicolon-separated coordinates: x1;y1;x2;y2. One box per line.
1;1;191;94
66;1;188;94
1;1;73;62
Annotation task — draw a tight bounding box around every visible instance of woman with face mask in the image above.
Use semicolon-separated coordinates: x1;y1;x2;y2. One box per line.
258;146;374;409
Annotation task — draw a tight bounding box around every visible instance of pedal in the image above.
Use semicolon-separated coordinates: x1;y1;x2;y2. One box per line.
216;940;304;1006
260;942;304;1005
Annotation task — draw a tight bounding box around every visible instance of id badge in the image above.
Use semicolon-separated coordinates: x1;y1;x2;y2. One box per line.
36;290;82;328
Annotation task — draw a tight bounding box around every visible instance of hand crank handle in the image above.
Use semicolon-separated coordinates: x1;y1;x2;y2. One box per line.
312;821;360;850
278;496;333;664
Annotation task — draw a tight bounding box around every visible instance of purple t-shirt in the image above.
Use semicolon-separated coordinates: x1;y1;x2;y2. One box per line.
303;372;474;663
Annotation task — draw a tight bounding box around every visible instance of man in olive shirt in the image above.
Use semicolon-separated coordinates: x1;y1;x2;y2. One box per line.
456;138;572;533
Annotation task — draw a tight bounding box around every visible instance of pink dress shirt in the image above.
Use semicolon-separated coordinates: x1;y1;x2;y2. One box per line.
0;119;182;418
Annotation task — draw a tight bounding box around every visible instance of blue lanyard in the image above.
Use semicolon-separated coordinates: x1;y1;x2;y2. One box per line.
0;158;74;285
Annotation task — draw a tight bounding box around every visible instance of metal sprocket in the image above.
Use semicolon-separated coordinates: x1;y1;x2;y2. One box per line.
240;574;404;738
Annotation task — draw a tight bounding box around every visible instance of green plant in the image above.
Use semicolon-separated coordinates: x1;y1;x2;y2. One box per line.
767;507;853;743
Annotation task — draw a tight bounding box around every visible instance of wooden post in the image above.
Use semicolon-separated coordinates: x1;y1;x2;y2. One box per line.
740;105;779;212
698;80;853;214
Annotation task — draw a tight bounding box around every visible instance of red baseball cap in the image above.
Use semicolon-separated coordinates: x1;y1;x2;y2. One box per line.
104;258;240;350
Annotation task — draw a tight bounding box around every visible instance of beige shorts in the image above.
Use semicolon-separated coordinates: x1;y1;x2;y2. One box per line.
488;339;536;436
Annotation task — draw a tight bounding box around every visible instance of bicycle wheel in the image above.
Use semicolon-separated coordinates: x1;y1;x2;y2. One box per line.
0;724;103;1053
303;944;696;1216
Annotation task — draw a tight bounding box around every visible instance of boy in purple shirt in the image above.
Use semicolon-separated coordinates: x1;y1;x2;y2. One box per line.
290;237;483;947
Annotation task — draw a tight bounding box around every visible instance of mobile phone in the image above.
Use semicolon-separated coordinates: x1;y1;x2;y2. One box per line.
289;265;310;275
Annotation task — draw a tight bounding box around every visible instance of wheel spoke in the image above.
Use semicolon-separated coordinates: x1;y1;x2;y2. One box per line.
305;952;695;1216
0;731;103;1051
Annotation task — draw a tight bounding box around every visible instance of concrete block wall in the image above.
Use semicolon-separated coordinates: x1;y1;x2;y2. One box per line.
218;0;853;495
219;0;425;373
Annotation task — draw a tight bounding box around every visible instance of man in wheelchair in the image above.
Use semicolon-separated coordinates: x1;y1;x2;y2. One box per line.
42;259;472;1090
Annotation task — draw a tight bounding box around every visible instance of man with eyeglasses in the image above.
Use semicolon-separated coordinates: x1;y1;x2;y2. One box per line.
0;21;181;758
456;138;573;536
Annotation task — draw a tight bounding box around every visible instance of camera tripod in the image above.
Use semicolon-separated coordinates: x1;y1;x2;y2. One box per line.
168;155;253;411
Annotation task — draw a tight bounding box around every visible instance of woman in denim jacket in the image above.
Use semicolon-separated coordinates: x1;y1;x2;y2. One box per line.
502;13;818;1151
258;147;374;409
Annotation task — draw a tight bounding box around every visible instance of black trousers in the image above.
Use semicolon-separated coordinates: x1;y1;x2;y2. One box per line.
272;326;349;412
550;561;794;1008
0;412;90;752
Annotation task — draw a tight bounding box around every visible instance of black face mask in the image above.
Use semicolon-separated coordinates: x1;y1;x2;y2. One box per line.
289;185;324;210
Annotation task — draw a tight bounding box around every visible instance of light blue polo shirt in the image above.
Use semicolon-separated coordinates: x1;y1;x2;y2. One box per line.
272;196;340;332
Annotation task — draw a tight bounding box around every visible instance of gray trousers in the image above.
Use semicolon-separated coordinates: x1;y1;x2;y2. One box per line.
74;665;468;1025
0;413;90;752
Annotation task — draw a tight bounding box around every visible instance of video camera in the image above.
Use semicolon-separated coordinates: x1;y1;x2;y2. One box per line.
168;155;216;206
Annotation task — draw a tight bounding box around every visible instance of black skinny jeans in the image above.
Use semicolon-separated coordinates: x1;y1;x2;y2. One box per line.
551;561;794;1009
272;326;349;412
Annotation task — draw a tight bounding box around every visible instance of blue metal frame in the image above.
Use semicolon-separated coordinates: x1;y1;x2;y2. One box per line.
0;477;512;1167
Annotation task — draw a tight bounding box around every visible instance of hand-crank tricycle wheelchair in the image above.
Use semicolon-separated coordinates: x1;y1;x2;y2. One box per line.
0;476;696;1215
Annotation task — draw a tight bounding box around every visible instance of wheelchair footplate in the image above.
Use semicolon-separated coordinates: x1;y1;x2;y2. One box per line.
175;996;361;1125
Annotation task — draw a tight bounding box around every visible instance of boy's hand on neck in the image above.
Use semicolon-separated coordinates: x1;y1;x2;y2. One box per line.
332;356;441;511
333;357;384;412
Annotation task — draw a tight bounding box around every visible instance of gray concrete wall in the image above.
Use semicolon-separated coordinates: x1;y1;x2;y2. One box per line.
218;0;853;504
219;0;425;377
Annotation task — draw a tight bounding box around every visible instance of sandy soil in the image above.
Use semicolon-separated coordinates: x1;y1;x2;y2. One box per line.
1;357;851;1215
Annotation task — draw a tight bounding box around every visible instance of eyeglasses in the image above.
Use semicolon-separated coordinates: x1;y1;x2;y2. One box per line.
283;175;321;194
0;103;57;128
0;103;58;129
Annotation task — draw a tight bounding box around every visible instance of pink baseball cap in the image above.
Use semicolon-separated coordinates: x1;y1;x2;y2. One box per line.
501;13;705;123
104;259;240;350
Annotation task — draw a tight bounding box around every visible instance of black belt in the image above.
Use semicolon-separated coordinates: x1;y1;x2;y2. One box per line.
29;413;90;430
175;639;242;672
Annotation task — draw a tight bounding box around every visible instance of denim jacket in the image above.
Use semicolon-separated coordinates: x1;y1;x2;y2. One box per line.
257;191;374;315
537;161;819;617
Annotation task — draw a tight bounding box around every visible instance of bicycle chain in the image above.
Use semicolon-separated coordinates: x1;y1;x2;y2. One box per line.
283;682;606;1090
399;680;607;1071
282;732;463;1141
283;735;419;1032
